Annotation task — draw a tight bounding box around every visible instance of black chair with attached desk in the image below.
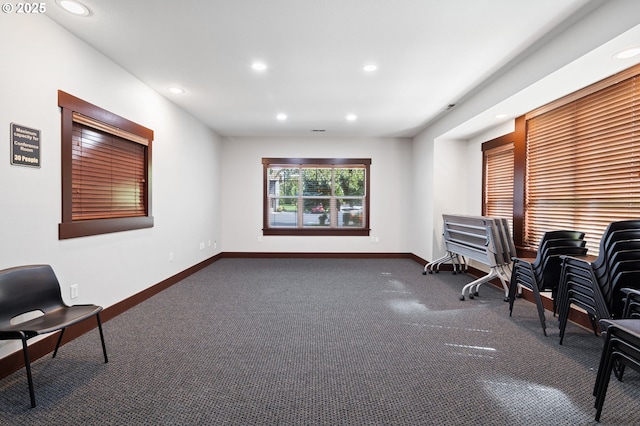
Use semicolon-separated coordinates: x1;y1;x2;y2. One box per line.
0;264;108;408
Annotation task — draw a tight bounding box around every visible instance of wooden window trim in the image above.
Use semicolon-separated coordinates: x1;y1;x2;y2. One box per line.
262;158;371;236
481;133;515;217
481;117;526;251
58;91;154;239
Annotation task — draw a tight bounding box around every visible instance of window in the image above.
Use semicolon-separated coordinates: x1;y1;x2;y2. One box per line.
516;63;640;254
263;158;370;236
58;91;154;239
482;136;514;233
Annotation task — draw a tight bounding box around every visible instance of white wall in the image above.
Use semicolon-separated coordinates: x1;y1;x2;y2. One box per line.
221;136;412;253
430;139;469;259
465;120;516;214
0;16;222;357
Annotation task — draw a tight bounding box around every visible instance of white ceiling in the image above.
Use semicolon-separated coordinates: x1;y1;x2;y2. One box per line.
46;0;626;138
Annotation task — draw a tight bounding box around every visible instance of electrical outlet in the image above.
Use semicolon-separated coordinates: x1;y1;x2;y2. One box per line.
199;242;205;250
70;284;79;299
214;241;217;249
169;252;174;262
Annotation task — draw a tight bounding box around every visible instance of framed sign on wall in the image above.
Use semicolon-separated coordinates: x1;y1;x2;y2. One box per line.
10;123;40;168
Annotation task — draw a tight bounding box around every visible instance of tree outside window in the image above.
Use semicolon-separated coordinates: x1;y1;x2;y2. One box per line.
263;158;370;236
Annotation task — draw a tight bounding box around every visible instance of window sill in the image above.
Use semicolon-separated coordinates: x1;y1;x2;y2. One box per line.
59;216;154;239
262;228;370;237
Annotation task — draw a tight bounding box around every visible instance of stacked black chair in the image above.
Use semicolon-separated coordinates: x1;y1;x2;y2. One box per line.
605;288;640;384
509;230;587;336
593;318;640;422
608;266;640;318
557;220;640;344
621;288;640;318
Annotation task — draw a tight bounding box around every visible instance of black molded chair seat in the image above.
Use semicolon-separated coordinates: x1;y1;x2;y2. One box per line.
0;265;108;408
0;305;103;337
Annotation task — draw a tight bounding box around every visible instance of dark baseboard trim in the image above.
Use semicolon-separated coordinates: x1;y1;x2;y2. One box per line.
221;252;414;259
0;251;592;381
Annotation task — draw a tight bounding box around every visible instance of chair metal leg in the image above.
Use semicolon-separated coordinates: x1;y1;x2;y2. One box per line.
52;328;65;358
558;299;569;345
531;286;548;336
96;313;108;363
20;336;36;408
508;274;518;316
52;315;107;363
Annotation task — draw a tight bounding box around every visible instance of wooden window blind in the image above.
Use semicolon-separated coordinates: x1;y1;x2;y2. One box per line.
484;142;514;230
58;90;154;239
525;73;640;255
72;120;147;220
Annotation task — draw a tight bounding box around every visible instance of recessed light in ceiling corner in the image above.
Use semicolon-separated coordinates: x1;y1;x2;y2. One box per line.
346;114;357;121
168;87;185;94
56;0;91;16
276;113;287;121
614;47;640;60
494;113;508;119
363;64;377;72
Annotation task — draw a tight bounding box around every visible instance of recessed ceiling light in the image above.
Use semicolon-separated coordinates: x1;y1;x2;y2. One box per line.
346;114;357;121
276;113;287;121
168;87;185;94
614;47;640;59
251;62;267;71
57;0;90;16
363;64;377;72
494;113;508;119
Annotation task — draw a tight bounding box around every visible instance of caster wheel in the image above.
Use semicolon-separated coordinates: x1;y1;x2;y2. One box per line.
473;291;479;297
459;295;465;301
435;271;439;274
469;294;474;299
503;297;509;302
422;271;427;275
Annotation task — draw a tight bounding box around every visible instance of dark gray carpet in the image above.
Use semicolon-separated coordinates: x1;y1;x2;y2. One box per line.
0;258;638;425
